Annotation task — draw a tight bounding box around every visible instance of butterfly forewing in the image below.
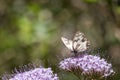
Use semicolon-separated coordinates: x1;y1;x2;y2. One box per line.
61;37;73;51
72;32;90;53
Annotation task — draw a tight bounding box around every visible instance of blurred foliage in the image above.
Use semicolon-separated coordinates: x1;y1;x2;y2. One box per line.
83;0;98;3
0;0;120;80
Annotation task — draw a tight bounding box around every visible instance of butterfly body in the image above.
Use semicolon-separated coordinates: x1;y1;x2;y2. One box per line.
71;50;78;56
61;31;90;56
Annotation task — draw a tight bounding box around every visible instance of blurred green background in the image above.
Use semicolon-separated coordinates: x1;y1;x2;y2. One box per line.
0;0;120;79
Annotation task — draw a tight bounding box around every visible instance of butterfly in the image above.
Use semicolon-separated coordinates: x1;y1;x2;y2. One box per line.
61;31;90;56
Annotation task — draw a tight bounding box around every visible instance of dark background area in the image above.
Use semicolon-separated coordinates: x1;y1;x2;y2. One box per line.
0;0;120;79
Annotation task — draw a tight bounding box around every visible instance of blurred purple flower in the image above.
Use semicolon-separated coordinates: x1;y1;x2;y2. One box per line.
59;54;114;79
2;67;59;80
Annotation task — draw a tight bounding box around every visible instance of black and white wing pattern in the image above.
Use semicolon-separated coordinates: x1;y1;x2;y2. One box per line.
61;37;73;51
72;31;90;53
61;31;90;54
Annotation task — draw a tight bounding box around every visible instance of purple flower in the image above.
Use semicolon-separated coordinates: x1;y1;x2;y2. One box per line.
59;54;114;79
2;67;59;80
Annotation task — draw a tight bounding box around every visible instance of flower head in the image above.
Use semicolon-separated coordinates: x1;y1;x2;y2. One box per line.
59;54;114;79
2;67;59;80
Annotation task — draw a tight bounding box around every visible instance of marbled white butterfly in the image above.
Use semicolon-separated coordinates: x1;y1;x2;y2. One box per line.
61;31;90;55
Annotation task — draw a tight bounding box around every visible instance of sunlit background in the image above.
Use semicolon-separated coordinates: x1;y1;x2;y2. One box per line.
0;0;120;79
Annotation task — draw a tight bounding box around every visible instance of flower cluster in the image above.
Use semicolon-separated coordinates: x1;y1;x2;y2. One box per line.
2;67;59;80
59;54;114;79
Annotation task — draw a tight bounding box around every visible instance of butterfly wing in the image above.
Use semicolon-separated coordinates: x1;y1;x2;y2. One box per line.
73;32;90;52
61;37;73;51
